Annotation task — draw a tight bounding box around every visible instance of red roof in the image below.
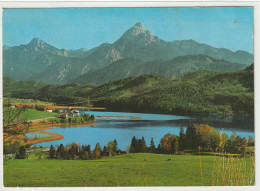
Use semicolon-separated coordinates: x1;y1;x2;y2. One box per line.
61;113;67;116
46;107;52;110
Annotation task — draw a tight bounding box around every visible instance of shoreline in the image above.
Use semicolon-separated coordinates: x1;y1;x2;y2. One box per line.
27;122;104;145
95;116;143;119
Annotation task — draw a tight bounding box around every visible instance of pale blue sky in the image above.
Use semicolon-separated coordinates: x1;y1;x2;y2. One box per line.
3;7;254;53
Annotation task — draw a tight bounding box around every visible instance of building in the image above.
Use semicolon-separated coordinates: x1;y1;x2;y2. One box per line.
59;112;68;119
46;107;53;112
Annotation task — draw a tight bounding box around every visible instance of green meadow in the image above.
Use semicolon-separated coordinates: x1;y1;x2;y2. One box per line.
4;153;254;187
4;108;58;121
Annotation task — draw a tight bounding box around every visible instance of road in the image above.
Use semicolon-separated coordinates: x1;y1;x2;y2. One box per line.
28;117;57;122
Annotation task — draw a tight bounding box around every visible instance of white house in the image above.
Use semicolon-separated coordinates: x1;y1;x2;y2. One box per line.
46;107;53;112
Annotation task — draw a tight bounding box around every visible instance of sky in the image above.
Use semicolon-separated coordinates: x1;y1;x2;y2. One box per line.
3;7;254;53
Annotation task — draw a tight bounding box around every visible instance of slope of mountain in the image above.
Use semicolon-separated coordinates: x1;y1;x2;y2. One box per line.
71;55;247;86
3;23;254;85
3;38;88;83
68;48;89;58
4;65;254;115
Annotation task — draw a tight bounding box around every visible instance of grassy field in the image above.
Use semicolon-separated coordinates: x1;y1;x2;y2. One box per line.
3;153;254;187
17;109;58;121
4;98;53;105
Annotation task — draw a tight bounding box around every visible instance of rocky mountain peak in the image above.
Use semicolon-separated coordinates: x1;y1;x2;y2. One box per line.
28;38;47;48
134;22;145;29
129;22;147;36
115;22;155;46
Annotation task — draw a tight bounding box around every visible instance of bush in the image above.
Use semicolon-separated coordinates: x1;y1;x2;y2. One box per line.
15;146;27;159
35;104;46;111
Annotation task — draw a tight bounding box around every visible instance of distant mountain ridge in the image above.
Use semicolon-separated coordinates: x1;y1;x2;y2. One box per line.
3;23;253;85
71;55;247;86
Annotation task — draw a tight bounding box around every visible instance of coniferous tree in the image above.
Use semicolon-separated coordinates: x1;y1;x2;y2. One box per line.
178;127;186;151
48;145;56;159
102;146;109;157
150;137;155;152
185;124;198;149
56;144;66;159
15;146;27;159
86;144;92;159
156;143;162;154
113;139;118;153
140;136;146;152
130;136;137;153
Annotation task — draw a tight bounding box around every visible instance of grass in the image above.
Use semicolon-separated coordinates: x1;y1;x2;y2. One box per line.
18;109;58;121
3;153;254;187
4;98;53;105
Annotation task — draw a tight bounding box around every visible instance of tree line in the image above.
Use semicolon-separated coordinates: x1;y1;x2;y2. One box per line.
129;124;254;156
4;124;254;160
48;139;120;160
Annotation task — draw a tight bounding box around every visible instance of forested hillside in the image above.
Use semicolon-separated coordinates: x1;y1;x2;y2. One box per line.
4;65;254;115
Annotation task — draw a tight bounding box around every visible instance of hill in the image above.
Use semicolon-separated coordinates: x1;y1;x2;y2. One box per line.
71;55;247;86
3;65;254;115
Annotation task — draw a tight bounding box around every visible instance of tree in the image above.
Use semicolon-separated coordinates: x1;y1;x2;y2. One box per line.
48;145;56;159
56;144;66;159
149;137;155;152
113;139;118;153
197;124;211;150
160;133;178;154
185;124;198;150
107;141;115;156
219;133;228;153
241;137;248;156
3;142;11;159
156;143;162;154
248;136;254;146
102;146;109;157
83;113;91;121
129;136;138;153
170;137;178;154
67;142;80;160
209;127;221;152
178;127;186;151
15;146;27;159
226;131;238;153
140;136;146;152
93;142;101;159
3;104;29;138
86;144;92;159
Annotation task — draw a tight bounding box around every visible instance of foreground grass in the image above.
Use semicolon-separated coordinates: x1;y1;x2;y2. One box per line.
4;153;254;187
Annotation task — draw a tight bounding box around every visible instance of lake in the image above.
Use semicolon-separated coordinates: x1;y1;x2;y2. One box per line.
34;111;254;150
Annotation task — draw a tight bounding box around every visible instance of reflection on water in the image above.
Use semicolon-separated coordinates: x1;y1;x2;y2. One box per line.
35;111;254;150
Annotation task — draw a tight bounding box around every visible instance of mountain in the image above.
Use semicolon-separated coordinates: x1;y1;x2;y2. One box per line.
71;55;247;86
3;65;254;115
68;48;89;58
3;23;253;84
3;38;88;83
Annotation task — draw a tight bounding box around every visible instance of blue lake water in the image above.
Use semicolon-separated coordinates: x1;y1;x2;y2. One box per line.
34;111;254;150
